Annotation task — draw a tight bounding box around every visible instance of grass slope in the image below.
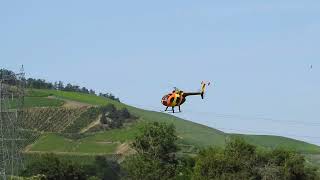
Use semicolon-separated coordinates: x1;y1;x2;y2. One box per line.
235;134;320;154
10;97;64;108
29;133;119;155
26;89;320;155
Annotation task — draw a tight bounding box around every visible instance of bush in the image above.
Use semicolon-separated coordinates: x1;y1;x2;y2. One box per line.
100;105;135;129
21;154;122;180
99;93;120;102
21;154;86;180
83;156;121;180
192;138;320;180
123;122;179;180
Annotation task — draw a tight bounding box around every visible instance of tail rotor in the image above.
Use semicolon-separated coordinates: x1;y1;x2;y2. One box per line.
200;81;211;99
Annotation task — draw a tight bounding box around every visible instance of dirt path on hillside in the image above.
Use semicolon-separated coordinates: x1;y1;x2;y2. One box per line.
47;96;93;108
116;143;135;163
80;114;102;133
116;143;130;154
24;143;34;152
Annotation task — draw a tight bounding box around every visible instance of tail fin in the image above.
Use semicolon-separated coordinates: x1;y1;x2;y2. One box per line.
200;81;210;99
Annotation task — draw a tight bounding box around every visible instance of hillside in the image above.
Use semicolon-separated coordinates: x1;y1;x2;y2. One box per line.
20;89;320;159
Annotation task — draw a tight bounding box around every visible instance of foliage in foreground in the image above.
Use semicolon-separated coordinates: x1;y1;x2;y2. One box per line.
21;154;121;180
123;122;319;180
21;154;86;180
123;122;180;180
193;138;320;180
20;122;319;180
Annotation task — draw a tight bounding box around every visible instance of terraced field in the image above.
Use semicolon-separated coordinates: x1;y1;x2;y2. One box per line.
63;107;101;133
23;107;89;132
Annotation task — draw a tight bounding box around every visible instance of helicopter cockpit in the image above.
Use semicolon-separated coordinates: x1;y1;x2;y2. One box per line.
172;87;183;95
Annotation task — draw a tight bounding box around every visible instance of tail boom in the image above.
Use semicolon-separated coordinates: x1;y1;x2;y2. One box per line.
183;81;210;99
183;92;202;97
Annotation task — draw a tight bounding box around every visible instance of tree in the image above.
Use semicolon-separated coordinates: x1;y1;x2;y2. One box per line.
266;148;319;180
0;68;17;85
175;155;196;180
25;78;54;89
53;81;58;90
100;104;116;126
123;122;179;180
21;154;86;180
100;110;108;124
101;104;116;114
193;147;249;180
84;156;121;180
89;89;96;95
81;87;89;94
132;122;178;162
123;155;165;180
99;93;120;102
99;105;132;129
57;81;64;90
1;68;100;95
119;108;130;119
192;138;320;180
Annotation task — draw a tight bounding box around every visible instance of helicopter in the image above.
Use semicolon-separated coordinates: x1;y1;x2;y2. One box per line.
161;81;210;113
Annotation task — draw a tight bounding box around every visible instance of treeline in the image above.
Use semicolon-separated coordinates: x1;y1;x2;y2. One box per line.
20;122;320;180
0;68;120;102
25;79;97;95
99;93;120;102
0;68;18;85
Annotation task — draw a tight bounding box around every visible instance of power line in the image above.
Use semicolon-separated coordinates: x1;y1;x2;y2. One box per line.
0;66;26;179
215;127;320;140
183;110;320;127
172;110;320;144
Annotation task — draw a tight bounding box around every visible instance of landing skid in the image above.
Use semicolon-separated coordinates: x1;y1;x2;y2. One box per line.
160;109;182;113
160;106;182;113
167;111;182;114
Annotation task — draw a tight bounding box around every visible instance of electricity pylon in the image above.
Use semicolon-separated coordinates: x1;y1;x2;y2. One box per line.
0;66;25;179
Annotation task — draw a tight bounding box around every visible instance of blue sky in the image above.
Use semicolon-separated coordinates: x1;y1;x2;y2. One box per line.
1;1;320;145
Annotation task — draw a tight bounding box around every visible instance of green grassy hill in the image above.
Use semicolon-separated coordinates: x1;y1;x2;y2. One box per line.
20;89;320;164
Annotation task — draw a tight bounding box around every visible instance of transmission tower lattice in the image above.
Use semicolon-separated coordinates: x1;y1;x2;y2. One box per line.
0;66;25;179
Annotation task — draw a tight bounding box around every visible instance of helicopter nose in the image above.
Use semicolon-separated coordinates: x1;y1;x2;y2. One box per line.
161;95;168;106
162;101;167;106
